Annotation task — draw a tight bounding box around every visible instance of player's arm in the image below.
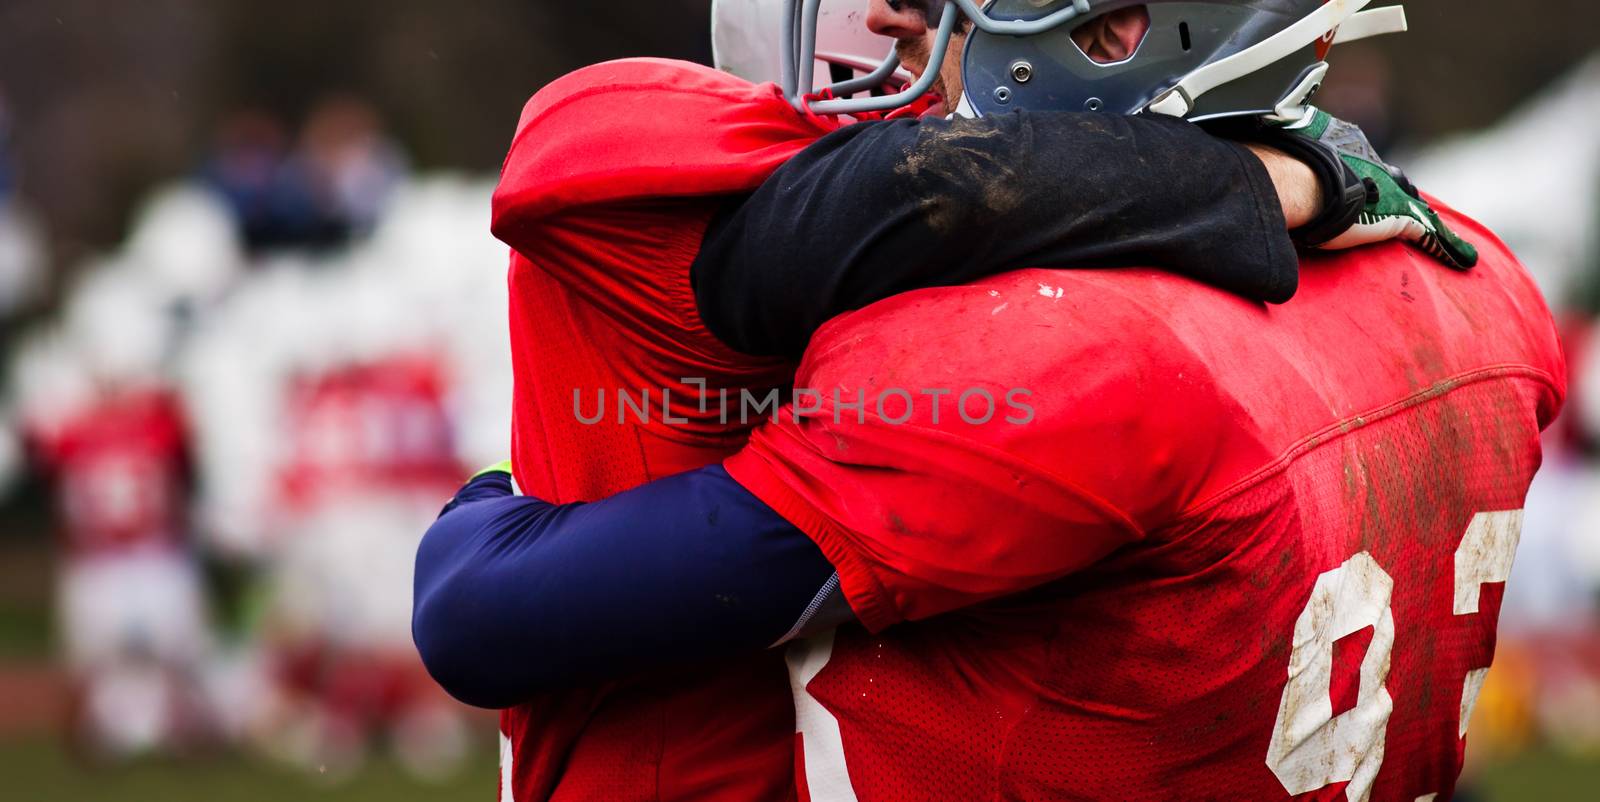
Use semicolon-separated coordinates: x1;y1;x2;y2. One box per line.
691;110;1350;357
413;464;843;708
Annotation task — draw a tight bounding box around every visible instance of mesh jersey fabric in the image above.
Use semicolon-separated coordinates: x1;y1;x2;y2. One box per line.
724;201;1566;801
489;58;835;802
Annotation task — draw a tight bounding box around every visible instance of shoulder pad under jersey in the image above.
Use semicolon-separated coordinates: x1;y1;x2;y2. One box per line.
492;58;839;234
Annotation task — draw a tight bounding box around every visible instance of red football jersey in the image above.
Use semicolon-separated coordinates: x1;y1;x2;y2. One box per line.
488;58;836;801
30;386;192;556
725;203;1566;801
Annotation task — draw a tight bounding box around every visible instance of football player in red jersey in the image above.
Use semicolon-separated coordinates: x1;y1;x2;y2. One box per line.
263;354;468;775
423;1;1479;799
19;271;215;757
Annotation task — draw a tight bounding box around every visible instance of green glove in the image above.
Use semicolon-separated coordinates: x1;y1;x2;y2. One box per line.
1283;107;1478;270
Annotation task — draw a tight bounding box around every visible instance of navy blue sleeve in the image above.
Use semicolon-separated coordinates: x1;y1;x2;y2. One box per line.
412;466;840;709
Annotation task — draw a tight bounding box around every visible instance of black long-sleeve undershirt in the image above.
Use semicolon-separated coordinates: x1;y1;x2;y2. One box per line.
692;110;1297;359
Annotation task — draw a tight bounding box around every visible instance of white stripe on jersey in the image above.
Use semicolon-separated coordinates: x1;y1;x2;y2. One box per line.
499;729;515;802
787;630;861;802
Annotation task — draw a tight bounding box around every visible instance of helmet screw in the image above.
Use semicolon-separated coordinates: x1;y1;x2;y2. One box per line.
1010;61;1034;83
1085;97;1104;111
993;87;1012;104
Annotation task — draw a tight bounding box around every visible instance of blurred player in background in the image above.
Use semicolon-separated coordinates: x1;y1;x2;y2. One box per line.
2;98;496;776
256;352;469;779
18;269;215;759
156;100;502;778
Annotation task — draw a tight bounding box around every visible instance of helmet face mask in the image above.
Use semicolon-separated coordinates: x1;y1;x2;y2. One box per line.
719;0;1407;121
712;0;911;97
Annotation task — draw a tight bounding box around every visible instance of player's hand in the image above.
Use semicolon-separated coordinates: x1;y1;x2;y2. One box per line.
1280;107;1478;270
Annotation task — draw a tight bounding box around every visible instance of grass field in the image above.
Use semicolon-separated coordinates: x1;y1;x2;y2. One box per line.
0;737;497;802
1;736;1596;801
1470;748;1600;801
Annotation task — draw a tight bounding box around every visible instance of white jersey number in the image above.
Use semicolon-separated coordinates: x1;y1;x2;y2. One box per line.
1265;510;1523;802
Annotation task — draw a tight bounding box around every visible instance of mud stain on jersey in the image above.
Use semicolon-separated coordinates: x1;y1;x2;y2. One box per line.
896;118;1023;236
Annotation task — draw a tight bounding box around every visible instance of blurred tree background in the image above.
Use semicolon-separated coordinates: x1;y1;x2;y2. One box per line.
0;0;713;288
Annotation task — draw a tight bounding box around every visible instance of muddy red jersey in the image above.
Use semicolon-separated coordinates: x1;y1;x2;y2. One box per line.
30;387;191;556
725;203;1566;801
488;58;836;802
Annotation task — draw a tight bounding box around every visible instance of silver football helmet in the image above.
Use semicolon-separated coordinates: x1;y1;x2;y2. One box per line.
740;0;1408;120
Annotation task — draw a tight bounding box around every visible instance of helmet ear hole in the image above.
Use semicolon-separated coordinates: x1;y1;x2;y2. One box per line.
1179;21;1191;52
1067;5;1151;66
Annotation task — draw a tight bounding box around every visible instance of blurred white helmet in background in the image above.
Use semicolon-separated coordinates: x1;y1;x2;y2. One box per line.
126;185;243;305
10;327;94;443
64;262;175;387
711;0;905;90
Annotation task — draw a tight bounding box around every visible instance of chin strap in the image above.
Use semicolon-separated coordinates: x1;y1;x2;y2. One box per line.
1332;5;1409;45
1145;1;1408;119
1269;5;1410;123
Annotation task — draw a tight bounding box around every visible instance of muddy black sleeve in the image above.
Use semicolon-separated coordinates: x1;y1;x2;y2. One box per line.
692;110;1297;358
